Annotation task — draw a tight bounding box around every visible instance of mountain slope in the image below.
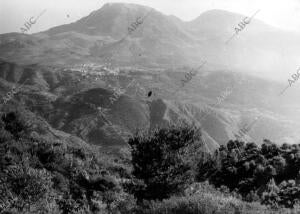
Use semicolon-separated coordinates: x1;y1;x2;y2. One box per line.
1;3;299;81
1;3;300;150
1;59;299;148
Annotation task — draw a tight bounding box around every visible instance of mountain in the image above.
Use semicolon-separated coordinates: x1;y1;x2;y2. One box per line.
1;3;299;81
0;3;299;150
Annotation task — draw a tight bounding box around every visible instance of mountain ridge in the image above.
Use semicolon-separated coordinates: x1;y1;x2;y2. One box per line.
1;3;300;149
0;3;298;82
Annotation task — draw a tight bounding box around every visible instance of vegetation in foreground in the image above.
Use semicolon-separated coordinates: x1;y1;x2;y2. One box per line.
0;111;300;213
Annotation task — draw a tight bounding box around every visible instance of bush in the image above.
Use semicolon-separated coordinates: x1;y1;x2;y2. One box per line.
0;164;53;213
1;112;27;140
141;182;287;214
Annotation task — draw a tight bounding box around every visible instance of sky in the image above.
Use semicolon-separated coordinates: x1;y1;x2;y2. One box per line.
1;0;300;34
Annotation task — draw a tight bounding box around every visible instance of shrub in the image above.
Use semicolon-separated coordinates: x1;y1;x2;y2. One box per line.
1;165;53;213
141;182;282;214
1;112;27;139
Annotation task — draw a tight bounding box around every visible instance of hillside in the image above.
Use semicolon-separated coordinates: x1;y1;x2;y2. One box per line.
0;111;299;213
0;59;300;150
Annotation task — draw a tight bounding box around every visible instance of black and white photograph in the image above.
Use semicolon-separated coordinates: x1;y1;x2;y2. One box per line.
1;0;300;213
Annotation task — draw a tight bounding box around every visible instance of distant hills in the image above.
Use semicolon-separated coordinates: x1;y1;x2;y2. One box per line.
1;3;300;81
0;58;299;149
0;3;300;149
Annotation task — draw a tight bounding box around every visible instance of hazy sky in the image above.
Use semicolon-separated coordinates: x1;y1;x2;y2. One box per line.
1;0;300;34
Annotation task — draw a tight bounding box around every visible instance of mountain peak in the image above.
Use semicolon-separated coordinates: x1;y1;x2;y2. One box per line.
43;3;156;36
94;2;154;16
190;9;245;25
200;9;241;17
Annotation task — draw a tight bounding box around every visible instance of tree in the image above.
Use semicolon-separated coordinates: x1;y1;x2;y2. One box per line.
129;124;201;201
